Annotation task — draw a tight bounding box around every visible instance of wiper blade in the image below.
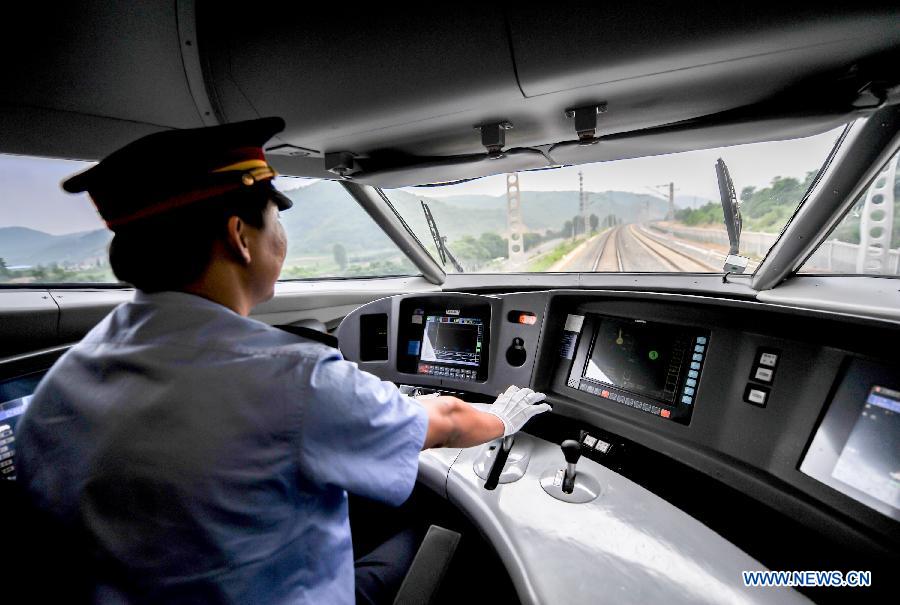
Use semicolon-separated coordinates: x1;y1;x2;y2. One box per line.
716;158;749;274
421;200;464;273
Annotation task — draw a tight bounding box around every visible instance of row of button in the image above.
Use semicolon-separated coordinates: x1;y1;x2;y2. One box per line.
744;349;780;407
582;433;612;454
417;364;477;380
0;425;12;476
578;382;672;419
681;336;708;405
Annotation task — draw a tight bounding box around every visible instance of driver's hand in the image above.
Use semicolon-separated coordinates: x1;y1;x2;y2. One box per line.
476;385;551;437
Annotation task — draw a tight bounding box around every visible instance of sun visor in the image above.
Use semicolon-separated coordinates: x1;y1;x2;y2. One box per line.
351;148;551;188
549;110;859;165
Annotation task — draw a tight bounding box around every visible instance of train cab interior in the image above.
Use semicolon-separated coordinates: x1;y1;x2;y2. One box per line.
1;3;899;603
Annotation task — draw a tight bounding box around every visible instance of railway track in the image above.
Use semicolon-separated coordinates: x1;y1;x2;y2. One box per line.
627;224;717;272
591;227;623;271
590;224;719;272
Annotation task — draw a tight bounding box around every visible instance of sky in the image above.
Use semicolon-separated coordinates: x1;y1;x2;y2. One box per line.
404;127;844;201
1;127;843;235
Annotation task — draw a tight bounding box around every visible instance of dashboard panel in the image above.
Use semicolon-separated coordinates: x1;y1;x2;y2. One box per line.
337;289;900;562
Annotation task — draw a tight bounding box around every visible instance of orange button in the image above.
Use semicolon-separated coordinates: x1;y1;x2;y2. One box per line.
660;409;671;418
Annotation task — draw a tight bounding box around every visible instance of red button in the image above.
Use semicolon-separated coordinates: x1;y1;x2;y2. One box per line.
601;390;609;398
660;409;671;418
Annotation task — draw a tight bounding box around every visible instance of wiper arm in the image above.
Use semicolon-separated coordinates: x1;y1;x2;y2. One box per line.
716;158;749;274
421;200;464;273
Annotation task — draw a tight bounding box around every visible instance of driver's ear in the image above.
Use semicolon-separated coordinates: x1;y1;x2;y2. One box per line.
225;215;252;265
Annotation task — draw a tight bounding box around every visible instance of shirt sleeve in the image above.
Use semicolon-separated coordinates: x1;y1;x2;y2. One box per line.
294;350;429;505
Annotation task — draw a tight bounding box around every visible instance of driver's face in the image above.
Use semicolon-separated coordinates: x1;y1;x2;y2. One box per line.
248;200;287;302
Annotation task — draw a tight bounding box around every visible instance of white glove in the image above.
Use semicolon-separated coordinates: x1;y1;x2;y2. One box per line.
472;385;551;437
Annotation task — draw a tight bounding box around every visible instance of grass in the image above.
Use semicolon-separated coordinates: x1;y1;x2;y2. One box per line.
527;236;587;271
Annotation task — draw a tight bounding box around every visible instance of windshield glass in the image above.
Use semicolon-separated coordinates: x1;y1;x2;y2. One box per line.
0;154;416;284
382;127;845;273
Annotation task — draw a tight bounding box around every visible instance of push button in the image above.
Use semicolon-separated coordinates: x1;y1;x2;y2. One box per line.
759;352;779;367
594;438;612;454
744;384;769;407
754;367;773;383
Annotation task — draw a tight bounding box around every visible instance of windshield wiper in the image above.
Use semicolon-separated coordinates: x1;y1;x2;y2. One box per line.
716;158;749;274
420;200;464;273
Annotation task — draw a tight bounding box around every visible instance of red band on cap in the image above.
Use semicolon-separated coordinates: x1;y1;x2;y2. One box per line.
218;146;266;166
104;182;244;229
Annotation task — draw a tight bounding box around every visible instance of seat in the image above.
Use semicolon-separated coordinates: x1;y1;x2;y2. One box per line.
394;525;462;605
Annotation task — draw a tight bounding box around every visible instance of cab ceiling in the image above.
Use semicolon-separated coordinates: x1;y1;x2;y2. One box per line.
1;2;898;187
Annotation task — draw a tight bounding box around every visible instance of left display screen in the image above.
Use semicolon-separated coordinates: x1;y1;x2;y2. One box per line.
397;298;492;382
0;373;43;480
417;316;484;379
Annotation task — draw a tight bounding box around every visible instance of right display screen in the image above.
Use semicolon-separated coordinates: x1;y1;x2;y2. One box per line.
800;359;900;521
830;385;900;511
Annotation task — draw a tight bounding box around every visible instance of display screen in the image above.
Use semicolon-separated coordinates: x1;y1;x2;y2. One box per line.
0;373;42;480
830;385;900;511
583;317;690;405
420;316;484;367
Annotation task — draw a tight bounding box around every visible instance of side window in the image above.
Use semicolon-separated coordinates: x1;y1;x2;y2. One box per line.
800;151;899;276
0;153;113;284
0;154;416;284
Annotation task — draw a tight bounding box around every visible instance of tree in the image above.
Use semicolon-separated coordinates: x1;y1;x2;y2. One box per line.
740;186;756;203
523;232;543;251
0;257;9;277
573;215;586;236
477;232;508;259
589;214;599;232
332;243;348;270
563;220;574;238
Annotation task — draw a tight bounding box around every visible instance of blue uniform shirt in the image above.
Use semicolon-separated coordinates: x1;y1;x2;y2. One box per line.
15;291;429;604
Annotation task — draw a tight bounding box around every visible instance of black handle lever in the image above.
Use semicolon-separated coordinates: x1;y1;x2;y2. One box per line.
561;439;580;494
562;440;581;464
484;435;515;491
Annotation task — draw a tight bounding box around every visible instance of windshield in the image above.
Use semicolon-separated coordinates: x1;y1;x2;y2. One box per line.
382;127;845;274
0;154;416;284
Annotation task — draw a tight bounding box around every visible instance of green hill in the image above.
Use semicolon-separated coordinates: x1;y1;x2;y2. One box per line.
0;226;111;266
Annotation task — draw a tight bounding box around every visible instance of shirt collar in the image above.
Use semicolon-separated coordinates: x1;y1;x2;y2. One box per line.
133;290;240;316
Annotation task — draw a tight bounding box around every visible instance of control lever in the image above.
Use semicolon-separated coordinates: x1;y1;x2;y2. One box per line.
561;439;581;494
484;435;515;491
